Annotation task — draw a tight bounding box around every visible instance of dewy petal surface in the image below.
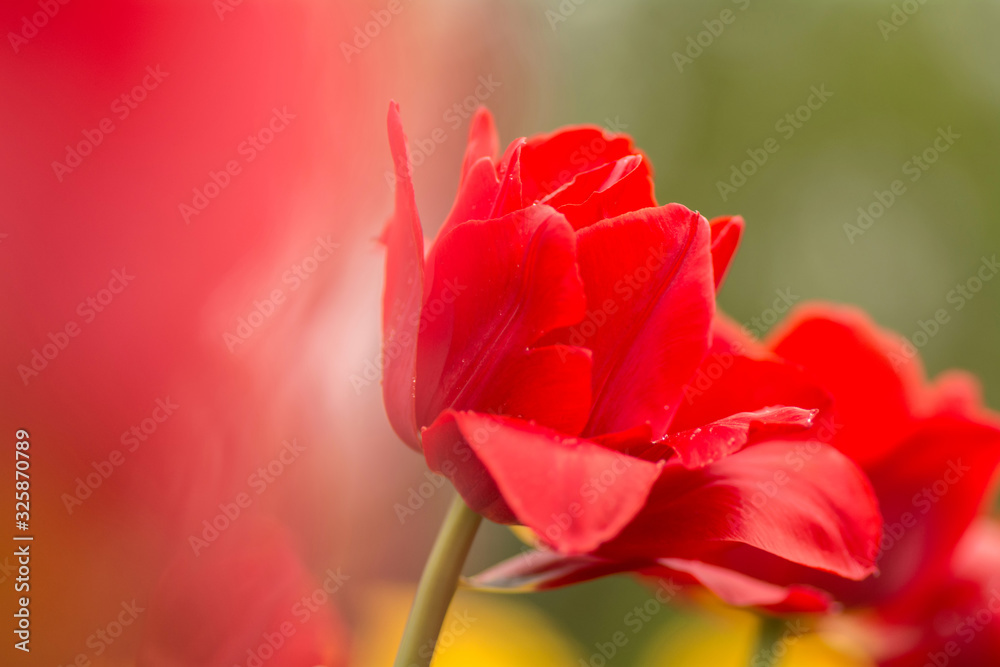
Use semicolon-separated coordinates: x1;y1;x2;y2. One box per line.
635;406;818;468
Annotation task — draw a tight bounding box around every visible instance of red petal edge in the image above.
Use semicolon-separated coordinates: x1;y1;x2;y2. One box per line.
381;102;425;450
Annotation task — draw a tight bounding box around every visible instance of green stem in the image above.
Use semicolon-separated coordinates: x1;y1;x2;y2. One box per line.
393;493;482;667
749;615;787;667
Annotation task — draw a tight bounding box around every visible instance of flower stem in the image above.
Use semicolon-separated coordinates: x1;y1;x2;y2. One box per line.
393;493;482;667
749;615;787;667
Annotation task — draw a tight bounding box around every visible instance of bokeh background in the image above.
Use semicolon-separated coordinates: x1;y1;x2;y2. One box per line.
2;0;998;665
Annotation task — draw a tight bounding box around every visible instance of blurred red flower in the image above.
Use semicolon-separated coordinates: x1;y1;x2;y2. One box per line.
875;518;1000;667
381;105;883;609
707;305;1000;661
138;520;349;667
757;305;1000;609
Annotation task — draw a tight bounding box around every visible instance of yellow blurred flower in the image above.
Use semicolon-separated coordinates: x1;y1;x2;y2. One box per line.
637;602;873;667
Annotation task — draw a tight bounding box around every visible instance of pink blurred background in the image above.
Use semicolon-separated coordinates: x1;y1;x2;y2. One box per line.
0;1;519;663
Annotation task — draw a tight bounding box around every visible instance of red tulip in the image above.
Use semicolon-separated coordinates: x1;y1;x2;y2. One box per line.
381;104;883;609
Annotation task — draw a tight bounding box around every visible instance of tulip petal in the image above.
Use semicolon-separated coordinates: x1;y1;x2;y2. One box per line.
766;304;924;466
422;411;514;523
590;424;654;452
670;313;830;433
920;369;984;418
599;440;883;581
630;406;818;467
460;107;499;181
424;411;663;553
574;203;715;439
542;155;657;230
466;550;832;613
478;344;593;435
491;139;525;217
431;156;500;253
708;215;744;290
465;550;633;593
520;126;636;202
432;109;502;255
415;205;587;428
381;102;425;450
649;559;833;613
